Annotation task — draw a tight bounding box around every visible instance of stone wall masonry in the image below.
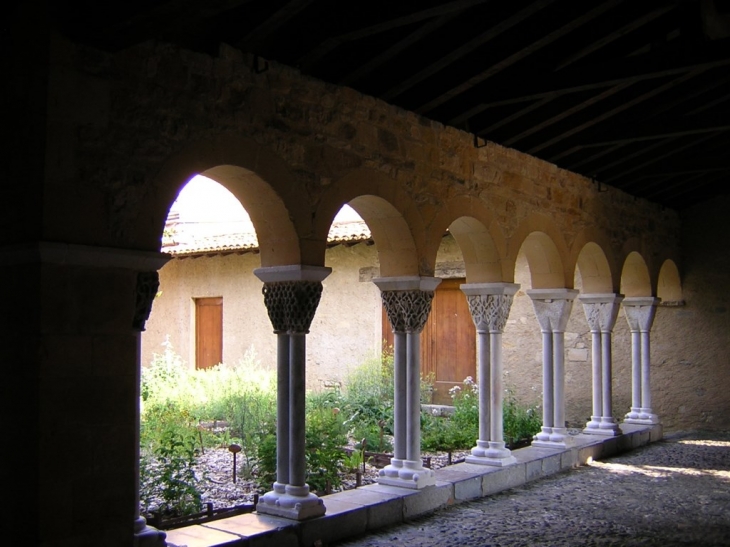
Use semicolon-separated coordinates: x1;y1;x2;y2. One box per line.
49;37;681;279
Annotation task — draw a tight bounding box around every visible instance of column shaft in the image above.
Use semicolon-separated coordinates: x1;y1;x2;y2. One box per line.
478;330;490;442
552;331;566;437
631;330;642;414
393;331;407;462
276;333;290;490
641;330;652;413
591;331;602;419
542;330;554;429
601;331;612;419
490;331;503;442
405;332;421;462
288;333;306;489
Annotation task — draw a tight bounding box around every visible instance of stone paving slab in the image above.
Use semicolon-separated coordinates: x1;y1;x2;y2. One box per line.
332;429;730;547
166;425;718;547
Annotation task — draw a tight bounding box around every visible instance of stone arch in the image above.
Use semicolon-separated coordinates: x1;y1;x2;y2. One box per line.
145;134;310;267
574;242;615;294
316;169;423;277
425;195;508;283
509;213;571;289
620;251;653;297
657;259;683;304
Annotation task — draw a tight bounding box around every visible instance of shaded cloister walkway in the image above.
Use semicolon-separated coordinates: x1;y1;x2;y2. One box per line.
161;424;729;547
333;429;730;547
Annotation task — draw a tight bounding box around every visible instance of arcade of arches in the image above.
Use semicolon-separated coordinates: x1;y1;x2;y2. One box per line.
3;28;729;547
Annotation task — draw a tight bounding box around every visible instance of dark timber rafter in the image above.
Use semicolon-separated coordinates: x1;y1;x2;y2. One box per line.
379;0;556;102
296;0;492;72
415;0;626;115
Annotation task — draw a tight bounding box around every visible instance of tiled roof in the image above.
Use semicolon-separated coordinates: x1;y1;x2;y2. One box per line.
163;219;372;257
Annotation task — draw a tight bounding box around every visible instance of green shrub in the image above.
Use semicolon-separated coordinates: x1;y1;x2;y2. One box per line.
503;386;542;446
140;426;203;516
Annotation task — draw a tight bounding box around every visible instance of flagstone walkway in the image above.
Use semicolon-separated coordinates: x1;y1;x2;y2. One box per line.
332;430;730;547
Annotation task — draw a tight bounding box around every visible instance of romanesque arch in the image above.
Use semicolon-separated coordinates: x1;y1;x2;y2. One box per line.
145;135;308;267
316;169;423;277
657;259;683;304
508;214;571;289
427;195;508;283
620;251;653;297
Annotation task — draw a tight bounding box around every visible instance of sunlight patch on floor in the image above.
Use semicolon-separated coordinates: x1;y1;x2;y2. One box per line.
587;461;730;482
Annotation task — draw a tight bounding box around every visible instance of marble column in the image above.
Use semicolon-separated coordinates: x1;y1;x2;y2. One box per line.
374;276;440;489
254;265;331;520
527;289;579;449
461;283;519;466
622;297;661;425
133;272;168;547
579;294;624;436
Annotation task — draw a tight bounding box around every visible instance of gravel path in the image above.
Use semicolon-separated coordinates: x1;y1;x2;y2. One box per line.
332;430;730;547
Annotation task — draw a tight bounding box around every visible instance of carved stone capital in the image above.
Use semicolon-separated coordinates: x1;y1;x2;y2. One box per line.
579;293;624;333
623;296;661;332
374;277;441;334
261;280;324;334
133;271;160;332
526;288;579;332
461;283;519;333
380;290;435;334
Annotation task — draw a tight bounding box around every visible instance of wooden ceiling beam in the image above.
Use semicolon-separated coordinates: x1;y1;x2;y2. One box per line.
237;0;315;51
379;0;556;102
532;69;705;156
339;12;460;86
296;0;492;71
451;47;730;115
554;4;674;70
416;0;625;115
502;82;632;147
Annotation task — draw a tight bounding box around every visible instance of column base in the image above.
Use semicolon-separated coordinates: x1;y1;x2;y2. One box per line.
533;425;553;443
625;407;641;421
255;485;326;520
378;459;435;489
133;517;167;547
624;414;659;425
466;440;516;466
379;458;404;479
584;417;622;436
532;427;575;449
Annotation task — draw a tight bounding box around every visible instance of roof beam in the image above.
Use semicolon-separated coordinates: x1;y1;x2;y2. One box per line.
415;0;626;115
449;43;730;115
532;69;705;156
501;81;633;146
379;0;556;102
603;131;726;185
237;0;315;50
554;4;675;70
550;108;730;163
296;0;492;71
339;11;460;86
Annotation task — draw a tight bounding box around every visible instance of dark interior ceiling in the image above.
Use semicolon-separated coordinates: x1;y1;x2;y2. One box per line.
42;0;730;211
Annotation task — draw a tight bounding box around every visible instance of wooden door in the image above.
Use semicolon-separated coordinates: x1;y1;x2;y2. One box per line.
381;279;476;405
195;297;223;370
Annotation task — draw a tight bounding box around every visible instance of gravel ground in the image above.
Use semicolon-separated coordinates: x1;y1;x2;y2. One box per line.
142;444;471;516
331;430;730;547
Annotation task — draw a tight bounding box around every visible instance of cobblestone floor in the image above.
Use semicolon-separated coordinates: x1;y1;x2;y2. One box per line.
333;430;730;547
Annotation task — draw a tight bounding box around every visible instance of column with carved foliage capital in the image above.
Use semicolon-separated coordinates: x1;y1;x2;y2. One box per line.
462;283;519;466
527;289;579;449
373;276;440;489
623;297;661;425
254;266;331;520
579;294;624;436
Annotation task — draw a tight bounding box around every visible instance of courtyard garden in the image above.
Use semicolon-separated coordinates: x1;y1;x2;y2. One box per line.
139;340;542;524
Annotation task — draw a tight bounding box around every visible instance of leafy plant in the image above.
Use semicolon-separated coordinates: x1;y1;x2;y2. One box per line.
503;386;542;446
140;428;203;517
